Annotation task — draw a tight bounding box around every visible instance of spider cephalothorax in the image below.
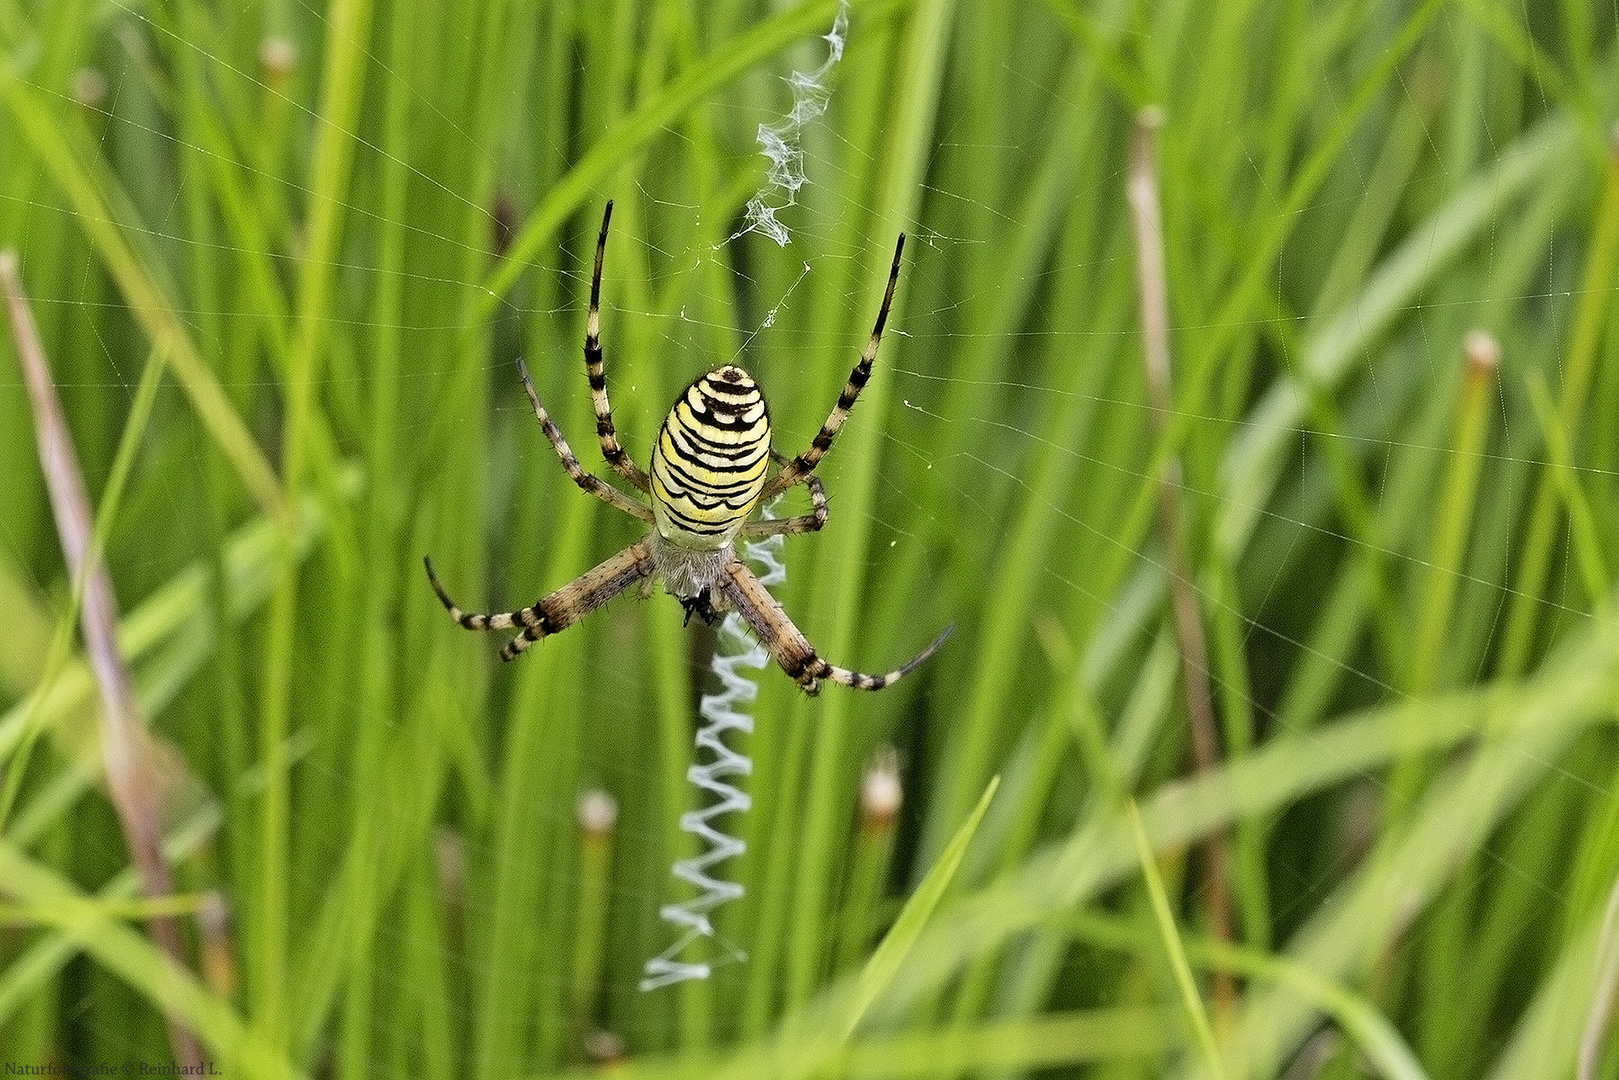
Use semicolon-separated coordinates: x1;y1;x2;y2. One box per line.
425;202;950;694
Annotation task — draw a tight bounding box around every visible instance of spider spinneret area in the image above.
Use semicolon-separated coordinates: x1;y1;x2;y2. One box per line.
424;201;951;694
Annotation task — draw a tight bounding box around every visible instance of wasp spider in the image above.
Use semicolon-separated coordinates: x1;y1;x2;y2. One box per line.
425;202;951;694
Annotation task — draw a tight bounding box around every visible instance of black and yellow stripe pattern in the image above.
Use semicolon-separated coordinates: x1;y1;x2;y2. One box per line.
649;365;771;549
426;206;950;691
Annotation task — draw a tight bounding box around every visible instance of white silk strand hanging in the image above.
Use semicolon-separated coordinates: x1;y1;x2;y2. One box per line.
641;511;785;990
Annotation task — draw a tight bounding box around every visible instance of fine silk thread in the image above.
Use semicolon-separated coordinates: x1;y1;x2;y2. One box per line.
641;518;785;991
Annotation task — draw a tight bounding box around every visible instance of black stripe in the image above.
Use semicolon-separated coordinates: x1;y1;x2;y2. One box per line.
670;415;769;452
677;406;766;434
666;416;766;452
657;503;736;534
667;420;769;461
656;457;761;501
664;428;768;470
787;653;828;680
698;373;760;392
700;406;765;428
669;412;767;447
698;387;763;409
653;469;758;513
663;493;757;517
697;385;763;403
656;444;761;485
655;477;760;514
670;443;770;469
518;606;556;634
700;410;766;431
658;473;761;507
688;375;764;402
667;489;759;513
666;448;767;475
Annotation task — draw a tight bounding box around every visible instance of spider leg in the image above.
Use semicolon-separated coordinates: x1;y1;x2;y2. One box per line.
761;233;905;501
424;538;655;660
717;553;950;694
517;357;652;522
737;472;828;539
585;201;652;493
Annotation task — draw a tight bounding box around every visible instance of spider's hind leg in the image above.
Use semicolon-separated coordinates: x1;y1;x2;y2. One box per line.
424;556;515;632
423;538;656;660
718;553;950;694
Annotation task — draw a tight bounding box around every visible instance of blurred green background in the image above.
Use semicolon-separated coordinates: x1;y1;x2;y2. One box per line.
3;0;1619;1076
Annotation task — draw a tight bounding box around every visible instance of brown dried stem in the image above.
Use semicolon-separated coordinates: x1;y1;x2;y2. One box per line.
1579;870;1619;1080
0;250;203;1070
1125;112;1237;1019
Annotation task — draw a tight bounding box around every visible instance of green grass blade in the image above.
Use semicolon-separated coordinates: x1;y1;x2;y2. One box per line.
1128;798;1226;1080
0;837;304;1080
844;776;998;1037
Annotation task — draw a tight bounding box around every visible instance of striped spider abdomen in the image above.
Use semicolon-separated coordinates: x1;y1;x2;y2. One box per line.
650;366;771;551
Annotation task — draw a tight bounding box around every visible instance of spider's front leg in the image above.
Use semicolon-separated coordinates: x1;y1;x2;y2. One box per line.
761;233;905;501
583;201;652;493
